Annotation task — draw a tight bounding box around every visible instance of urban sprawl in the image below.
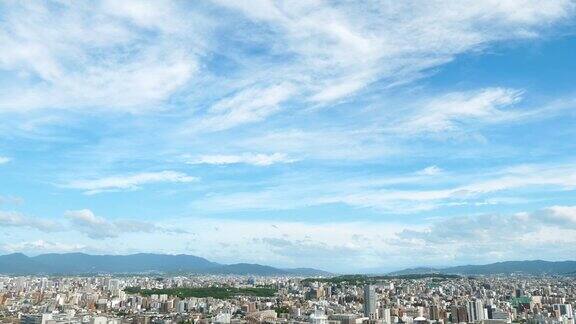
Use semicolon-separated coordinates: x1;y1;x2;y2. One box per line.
1;274;575;324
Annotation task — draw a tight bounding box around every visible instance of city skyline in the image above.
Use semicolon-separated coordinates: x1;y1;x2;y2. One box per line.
1;1;576;273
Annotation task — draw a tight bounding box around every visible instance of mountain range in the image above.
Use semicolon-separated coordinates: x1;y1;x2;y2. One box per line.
3;254;575;276
0;253;331;276
389;260;576;276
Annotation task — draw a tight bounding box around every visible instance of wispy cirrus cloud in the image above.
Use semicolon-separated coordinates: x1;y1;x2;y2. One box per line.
207;0;573;113
1;1;569;119
193;83;296;132
192;161;576;214
187;152;296;166
394;88;524;134
0;1;203;112
65;171;197;195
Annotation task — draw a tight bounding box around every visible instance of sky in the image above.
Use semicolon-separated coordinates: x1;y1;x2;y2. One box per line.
0;0;576;273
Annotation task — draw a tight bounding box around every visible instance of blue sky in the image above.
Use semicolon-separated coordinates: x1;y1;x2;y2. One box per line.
1;0;576;273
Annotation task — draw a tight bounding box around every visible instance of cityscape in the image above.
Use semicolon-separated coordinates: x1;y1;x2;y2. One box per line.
1;272;575;324
2;0;576;323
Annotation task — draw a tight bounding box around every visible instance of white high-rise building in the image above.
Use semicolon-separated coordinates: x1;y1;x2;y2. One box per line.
177;300;187;313
108;279;120;291
40;278;48;292
380;307;391;324
310;309;328;324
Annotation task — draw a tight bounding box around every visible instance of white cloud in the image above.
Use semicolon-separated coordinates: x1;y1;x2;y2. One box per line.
191;161;576;214
0;211;59;232
194;83;296;132
65;171;197;194
106;205;576;271
394;206;576;266
238;128;399;161
416;165;443;176
0;0;572;137
537;206;576;227
0;1;202;112
396;88;524;134
3;205;575;271
174;216;407;271
326;163;576;212
0;156;11;164
65;209;188;239
188;152;296;166
211;0;573;110
0;240;86;254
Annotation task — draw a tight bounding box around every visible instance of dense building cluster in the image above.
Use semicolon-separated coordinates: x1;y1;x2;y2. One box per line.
0;275;575;324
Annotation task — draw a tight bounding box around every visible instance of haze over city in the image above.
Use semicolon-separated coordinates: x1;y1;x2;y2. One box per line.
1;0;576;274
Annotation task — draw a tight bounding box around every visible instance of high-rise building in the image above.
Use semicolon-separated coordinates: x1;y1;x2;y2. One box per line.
553;304;573;318
451;305;468;323
108;279;120;291
364;285;377;320
467;300;485;323
177;300;187;313
380;307;391;324
310;309;328;324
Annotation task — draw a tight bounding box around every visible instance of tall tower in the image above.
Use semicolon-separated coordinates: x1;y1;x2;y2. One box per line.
364;285;377;319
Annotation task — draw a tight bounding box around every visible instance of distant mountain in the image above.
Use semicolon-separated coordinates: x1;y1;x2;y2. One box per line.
0;253;330;276
0;253;50;275
388;267;440;275
390;260;576;276
284;267;333;276
217;263;290;276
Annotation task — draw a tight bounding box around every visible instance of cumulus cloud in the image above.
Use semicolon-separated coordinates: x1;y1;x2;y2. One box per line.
0;211;59;232
65;171;197;194
534;206;576;227
393;206;576;265
164;206;576;271
188;153;296;166
64;209;188;239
